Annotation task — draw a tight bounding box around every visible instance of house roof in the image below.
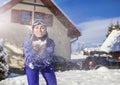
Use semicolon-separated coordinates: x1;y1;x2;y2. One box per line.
100;30;120;53
0;0;81;39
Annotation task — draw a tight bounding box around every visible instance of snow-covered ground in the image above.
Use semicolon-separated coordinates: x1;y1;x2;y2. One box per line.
0;68;120;85
1;53;120;85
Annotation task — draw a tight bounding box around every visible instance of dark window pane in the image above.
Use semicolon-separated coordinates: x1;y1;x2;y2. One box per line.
21;10;32;25
35;14;42;19
34;12;43;20
34;12;53;27
11;9;32;25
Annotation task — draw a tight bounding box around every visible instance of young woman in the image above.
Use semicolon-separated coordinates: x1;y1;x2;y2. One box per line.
24;19;57;85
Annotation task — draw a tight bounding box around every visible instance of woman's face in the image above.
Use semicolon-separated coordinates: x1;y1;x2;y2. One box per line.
33;24;47;38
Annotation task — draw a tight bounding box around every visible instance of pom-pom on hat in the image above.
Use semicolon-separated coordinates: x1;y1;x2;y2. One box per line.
32;19;47;30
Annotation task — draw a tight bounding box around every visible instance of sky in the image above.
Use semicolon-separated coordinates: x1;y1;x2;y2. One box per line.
53;0;120;51
54;0;120;24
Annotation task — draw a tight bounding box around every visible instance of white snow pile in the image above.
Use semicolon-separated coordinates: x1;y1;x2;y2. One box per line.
71;53;87;60
0;69;120;85
96;66;109;72
100;30;120;52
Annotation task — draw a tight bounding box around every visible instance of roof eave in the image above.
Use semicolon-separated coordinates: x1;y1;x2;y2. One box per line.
0;0;22;14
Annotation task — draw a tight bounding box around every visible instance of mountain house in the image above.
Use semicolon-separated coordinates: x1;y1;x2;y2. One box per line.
0;0;81;69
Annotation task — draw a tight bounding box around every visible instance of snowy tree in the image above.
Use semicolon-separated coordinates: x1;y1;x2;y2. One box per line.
0;38;9;80
106;21;120;37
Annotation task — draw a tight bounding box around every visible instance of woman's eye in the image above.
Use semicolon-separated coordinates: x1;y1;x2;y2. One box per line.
41;26;44;29
41;26;46;30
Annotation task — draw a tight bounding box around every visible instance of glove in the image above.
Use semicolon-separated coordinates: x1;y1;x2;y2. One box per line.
28;63;34;69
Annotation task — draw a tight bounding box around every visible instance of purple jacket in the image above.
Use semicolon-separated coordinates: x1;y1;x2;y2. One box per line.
23;35;55;69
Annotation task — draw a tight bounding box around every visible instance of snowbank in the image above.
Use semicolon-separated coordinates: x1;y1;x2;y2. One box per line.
0;69;120;85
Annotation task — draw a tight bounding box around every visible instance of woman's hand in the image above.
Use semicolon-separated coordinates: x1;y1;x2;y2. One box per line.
32;40;46;51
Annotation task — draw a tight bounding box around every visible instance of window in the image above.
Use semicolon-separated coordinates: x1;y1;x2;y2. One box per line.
34;12;53;27
11;9;53;26
34;12;44;20
11;9;32;25
21;10;32;25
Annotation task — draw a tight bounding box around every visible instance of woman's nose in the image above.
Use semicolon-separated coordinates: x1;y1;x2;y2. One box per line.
37;27;41;32
39;28;42;32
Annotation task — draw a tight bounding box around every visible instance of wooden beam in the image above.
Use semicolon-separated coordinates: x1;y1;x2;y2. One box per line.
19;1;47;7
34;0;36;11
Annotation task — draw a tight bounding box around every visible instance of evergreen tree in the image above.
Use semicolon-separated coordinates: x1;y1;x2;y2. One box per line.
0;38;9;80
106;21;120;37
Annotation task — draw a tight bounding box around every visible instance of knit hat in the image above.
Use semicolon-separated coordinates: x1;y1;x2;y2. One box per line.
32;19;47;30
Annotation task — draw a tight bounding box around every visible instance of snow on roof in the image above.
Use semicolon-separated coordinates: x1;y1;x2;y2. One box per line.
100;30;120;52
